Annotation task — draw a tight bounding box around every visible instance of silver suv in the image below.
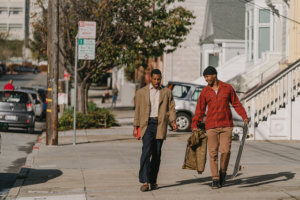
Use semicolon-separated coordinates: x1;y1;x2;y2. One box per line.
168;81;244;135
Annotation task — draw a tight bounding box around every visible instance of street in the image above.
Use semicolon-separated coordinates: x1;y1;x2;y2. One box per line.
0;72;46;199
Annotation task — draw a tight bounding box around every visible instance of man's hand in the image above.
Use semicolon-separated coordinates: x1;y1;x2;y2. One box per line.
244;118;249;126
133;127;138;138
171;121;178;132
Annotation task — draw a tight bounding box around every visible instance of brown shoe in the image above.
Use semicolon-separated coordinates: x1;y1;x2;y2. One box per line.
140;183;149;192
150;183;158;190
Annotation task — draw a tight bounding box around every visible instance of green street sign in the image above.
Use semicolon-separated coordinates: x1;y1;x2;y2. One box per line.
78;39;95;60
78;39;84;45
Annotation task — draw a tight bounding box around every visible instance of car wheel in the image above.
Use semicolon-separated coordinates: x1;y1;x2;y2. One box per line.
28;127;34;134
176;112;191;132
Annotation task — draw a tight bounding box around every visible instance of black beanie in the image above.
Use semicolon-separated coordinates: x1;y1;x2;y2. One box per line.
203;66;217;76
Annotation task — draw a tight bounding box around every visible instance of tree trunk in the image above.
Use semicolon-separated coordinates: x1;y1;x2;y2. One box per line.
77;80;86;114
84;82;91;114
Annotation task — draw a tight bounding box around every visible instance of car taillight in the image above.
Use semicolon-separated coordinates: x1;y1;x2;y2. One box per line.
26;102;33;111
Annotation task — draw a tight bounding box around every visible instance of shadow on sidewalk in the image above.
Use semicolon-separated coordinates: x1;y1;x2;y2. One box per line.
227;171;295;188
59;137;135;146
0;169;62;195
159;176;212;189
160;171;295;189
22;168;63;186
0;173;19;192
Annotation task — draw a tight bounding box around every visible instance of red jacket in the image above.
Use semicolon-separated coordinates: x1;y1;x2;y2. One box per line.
4;83;14;91
191;81;248;130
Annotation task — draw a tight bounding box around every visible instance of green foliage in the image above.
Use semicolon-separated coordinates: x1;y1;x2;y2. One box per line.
0;39;24;60
29;0;48;61
35;0;195;112
58;102;119;131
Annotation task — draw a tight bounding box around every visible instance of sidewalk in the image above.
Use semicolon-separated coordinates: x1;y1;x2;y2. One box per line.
6;127;300;200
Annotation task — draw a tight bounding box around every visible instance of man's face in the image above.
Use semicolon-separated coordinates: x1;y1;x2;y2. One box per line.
204;74;217;86
150;74;162;89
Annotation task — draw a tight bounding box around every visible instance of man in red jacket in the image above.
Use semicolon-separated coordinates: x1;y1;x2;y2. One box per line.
191;66;249;189
4;80;14;91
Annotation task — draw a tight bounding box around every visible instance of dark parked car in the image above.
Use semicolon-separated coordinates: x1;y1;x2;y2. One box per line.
0;90;35;133
0;64;7;76
13;66;40;74
167;81;244;135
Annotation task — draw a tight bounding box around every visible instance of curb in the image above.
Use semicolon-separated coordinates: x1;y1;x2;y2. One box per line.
5;132;44;200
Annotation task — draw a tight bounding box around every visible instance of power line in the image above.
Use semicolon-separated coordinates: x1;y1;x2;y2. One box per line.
239;0;300;24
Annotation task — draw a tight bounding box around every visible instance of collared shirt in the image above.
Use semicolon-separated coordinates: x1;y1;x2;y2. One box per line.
149;83;161;118
191;81;248;130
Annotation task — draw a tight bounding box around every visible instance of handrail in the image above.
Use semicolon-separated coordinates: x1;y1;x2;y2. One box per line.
242;58;300;101
243;59;282;93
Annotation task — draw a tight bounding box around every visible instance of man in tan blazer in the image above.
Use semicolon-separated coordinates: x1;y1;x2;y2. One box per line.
133;69;177;192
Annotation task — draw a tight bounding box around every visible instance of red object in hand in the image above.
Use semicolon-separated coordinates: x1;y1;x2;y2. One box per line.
136;127;141;140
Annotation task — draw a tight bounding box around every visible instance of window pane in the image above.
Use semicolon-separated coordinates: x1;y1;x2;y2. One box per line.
172;85;190;98
246;11;249;26
259;9;270;23
258;27;270;58
251;27;254;60
209;53;219;68
192;88;202;101
0;92;29;103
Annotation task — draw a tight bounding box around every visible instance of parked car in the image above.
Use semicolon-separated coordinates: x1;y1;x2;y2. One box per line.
0;90;35;133
13;66;40;74
167;81;245;135
0;64;6;76
15;88;45;121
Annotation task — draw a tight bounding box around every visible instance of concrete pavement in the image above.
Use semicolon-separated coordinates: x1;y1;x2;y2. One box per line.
5;126;300;200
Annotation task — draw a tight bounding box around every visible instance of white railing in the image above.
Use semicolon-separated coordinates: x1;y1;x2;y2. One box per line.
242;59;300;127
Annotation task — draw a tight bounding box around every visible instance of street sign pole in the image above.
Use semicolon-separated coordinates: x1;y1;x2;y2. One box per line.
73;36;78;145
73;21;96;146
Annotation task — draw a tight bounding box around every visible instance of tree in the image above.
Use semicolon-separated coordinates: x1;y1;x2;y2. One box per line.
29;0;48;62
0;33;24;61
33;0;194;113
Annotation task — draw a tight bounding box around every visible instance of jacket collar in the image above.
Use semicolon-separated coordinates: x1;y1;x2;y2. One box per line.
149;83;163;90
206;80;225;92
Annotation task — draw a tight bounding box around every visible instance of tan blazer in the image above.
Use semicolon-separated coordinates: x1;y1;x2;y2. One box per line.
134;85;176;140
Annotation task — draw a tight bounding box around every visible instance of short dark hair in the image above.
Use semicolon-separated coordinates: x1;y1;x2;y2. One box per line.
203;66;217;76
151;69;162;77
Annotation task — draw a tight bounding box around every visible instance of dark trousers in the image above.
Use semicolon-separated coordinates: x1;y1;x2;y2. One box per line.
139;119;163;184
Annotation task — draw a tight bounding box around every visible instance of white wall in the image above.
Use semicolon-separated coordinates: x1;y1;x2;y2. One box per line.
0;0;27;40
112;67;135;107
200;40;245;75
163;0;208;85
253;95;300;140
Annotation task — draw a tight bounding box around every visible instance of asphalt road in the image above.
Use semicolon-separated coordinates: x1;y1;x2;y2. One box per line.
0;72;47;199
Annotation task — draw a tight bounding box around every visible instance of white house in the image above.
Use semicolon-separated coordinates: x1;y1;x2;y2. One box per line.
238;0;289;91
163;0;208;85
196;0;246;85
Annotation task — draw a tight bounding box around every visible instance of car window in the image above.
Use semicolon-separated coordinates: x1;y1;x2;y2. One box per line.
172;85;190;98
31;93;37;100
0;91;29;103
191;87;202;101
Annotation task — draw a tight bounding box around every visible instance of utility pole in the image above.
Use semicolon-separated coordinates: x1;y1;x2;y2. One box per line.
46;0;59;145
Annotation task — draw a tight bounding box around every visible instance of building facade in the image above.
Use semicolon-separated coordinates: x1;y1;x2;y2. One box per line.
163;0;208;85
242;0;300;140
0;0;30;40
198;0;246;84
